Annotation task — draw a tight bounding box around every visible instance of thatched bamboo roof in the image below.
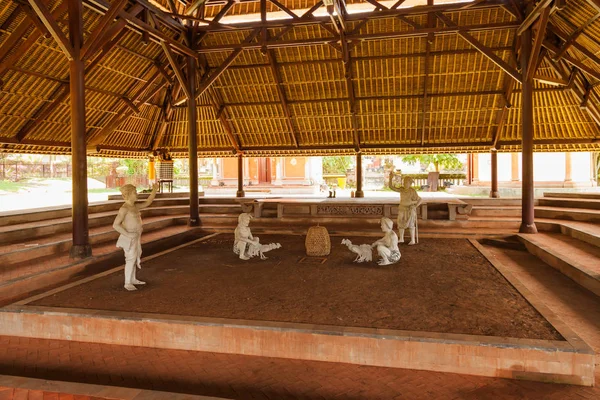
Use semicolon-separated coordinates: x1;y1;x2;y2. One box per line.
0;0;599;158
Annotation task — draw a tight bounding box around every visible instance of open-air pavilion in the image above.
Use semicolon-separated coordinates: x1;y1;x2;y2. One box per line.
1;0;600;398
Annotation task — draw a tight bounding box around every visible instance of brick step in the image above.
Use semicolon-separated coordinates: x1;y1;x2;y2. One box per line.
538;198;600;210
518;232;600;297
535;206;600;223
543;192;600;200
0;216;186;267
471;206;521;217
0;225;204;305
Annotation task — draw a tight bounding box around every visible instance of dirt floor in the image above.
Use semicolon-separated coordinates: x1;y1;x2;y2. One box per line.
31;235;562;340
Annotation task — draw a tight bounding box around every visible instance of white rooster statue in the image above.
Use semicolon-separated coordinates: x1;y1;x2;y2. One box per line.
341;239;373;263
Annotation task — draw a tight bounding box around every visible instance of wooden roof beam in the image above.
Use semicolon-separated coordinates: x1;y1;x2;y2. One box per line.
20;3;52;38
27;0;74;60
196;0;234;45
195;0;508;33
543;38;600;82
266;49;299;148
87;70;167;147
175;29;260;106
80;0;129;60
340;30;360;151
207;88;242;153
160;41;192;99
421;0;434;146
269;0;300;20
15;86;69;142
185;0;206;16
196;21;520;53
516;0;553;35
526;6;551;81
552;13;600;61
435;13;521;83
150;88;174;151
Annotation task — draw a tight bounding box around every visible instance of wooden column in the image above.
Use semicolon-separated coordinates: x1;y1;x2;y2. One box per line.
511;152;520;181
520;27;537;234
490;150;499;198
355;153;364;198
187;54;199;226
68;0;91;258
236;154;245;198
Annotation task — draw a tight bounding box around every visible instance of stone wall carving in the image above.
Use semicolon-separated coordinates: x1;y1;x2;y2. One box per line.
316;205;383;216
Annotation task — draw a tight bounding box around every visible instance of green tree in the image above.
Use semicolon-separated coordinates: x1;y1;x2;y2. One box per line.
400;154;463;172
322;156;354;174
119;159;147;175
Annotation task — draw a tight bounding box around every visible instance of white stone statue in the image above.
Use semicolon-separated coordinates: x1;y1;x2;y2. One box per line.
389;172;422;245
234;213;281;260
341;239;373;263
113;183;158;291
372;217;401;265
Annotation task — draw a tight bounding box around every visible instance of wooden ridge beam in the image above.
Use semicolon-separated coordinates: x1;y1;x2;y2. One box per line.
196;21;520;53
435;12;521;83
27;0;74;59
266;49;299;148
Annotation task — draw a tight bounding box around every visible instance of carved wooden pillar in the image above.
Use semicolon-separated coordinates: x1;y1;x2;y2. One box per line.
520;26;537;233
236;154;245;198
68;0;91;258
355;153;364;198
490;150;499;198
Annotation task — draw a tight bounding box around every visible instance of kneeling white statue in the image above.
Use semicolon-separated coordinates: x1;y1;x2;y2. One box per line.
234;213;281;260
113;183;158;291
372;217;401;265
341;239;373;263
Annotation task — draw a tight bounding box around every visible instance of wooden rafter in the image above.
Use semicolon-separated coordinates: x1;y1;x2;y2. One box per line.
421;0;434;146
269;0;299;20
516;0;553;35
27;0;74;60
20;3;51;38
526;6;551;82
267;49;299;148
161;41;192;99
552;13;600;61
435;12;521;83
80;0;128;60
207;87;242;153
543;38;600;82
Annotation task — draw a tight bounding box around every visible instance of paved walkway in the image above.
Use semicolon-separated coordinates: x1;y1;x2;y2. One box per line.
0;242;599;399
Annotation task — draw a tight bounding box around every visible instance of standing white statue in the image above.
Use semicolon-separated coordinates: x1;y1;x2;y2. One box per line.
113;183;158;291
389;172;422;245
234;213;281;260
372;217;401;265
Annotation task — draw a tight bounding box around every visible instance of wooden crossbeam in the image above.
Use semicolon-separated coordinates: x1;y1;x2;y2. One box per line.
15;86;69;142
365;0;388;10
80;0;128;60
196;21;520;53
185;0;206;16
436;13;521;83
27;0;74;59
206;87;242;153
543;39;600;82
267;49;299;148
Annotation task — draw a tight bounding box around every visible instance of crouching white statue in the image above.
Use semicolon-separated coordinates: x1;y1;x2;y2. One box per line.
113;183;158;291
234;213;281;260
372;217;401;265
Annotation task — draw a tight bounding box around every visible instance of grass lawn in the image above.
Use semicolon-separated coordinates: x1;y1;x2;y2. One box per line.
0;180;38;192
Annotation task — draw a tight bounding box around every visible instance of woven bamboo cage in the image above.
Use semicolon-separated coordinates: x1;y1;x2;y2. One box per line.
305;225;331;257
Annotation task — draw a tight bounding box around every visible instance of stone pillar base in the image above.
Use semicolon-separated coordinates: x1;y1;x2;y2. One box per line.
188;218;200;227
236;190;246;198
70;244;92;259
489;190;500;198
354;190;364;198
272;180;283;186
563;180;575;188
519;223;538;234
